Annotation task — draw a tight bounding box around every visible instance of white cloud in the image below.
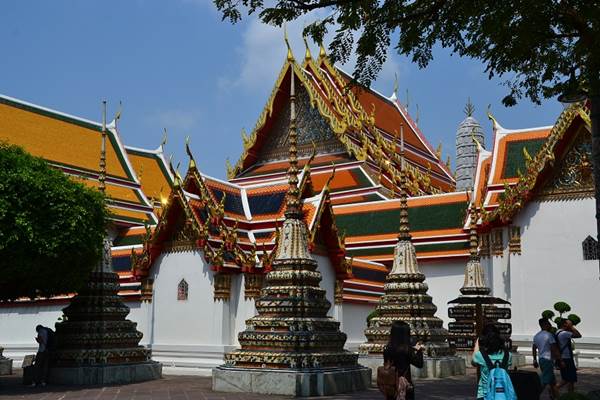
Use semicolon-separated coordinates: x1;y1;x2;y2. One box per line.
218;14;410;101
147;109;201;131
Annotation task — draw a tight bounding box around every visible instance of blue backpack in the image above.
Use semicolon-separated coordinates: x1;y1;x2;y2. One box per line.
481;350;517;400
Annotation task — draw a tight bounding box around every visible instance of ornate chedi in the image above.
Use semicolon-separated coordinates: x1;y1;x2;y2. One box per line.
447;204;512;351
52;238;151;366
49;102;160;384
359;132;454;358
213;47;369;396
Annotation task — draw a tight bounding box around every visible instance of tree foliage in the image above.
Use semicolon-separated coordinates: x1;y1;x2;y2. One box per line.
0;143;107;301
213;0;600;103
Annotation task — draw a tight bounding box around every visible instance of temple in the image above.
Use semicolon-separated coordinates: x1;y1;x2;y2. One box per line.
1;41;599;374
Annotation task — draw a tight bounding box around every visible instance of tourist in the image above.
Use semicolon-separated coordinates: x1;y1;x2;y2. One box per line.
472;324;513;400
382;321;424;400
33;325;49;387
533;318;562;399
557;319;581;394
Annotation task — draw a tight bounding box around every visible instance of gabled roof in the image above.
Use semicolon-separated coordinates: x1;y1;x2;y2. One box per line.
134;158;351;279
125;145;173;207
0;94;156;226
227;48;455;196
477;103;592;226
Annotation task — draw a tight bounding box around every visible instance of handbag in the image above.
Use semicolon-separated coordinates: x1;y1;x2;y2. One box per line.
377;360;398;398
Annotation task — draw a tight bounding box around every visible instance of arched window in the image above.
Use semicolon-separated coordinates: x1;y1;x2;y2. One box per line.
177;279;189;301
582;236;599;260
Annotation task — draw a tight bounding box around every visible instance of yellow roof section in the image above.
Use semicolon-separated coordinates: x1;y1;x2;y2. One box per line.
126;148;172;203
73;177;145;205
0;96;135;182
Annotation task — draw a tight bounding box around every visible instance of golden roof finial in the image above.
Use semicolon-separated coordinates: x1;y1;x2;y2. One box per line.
226;157;234;178
398;123;411;241
284;24;294;62
185;135;196;170
303;35;312;62
318;42;327;59
168;155;180;188
486;103;500;129
435;142;443;159
160;128;168;152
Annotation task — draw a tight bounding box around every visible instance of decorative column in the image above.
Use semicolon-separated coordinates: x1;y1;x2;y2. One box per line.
359;125;465;378
212;44;370;396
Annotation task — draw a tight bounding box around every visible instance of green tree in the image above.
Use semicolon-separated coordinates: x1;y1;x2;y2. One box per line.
214;0;600;260
0;143;107;301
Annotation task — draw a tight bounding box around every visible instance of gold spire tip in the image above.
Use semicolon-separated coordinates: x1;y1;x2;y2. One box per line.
303;35;312;61
284;25;294;62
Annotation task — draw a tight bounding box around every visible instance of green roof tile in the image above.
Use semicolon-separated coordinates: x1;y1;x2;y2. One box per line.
502;138;545;179
336;201;468;237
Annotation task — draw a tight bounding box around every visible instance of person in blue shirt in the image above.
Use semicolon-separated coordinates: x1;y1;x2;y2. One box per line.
472;324;512;400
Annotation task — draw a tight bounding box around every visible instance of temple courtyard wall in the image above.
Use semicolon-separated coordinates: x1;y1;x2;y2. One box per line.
2;198;600;371
484;197;600;367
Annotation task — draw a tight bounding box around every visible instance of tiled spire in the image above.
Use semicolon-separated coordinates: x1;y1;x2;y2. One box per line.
284;60;302;220
398;124;411;241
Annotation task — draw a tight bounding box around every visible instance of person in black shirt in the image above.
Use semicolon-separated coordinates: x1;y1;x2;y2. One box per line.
382;321;425;400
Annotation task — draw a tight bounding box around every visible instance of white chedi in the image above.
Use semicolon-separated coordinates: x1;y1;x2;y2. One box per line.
389;239;421;275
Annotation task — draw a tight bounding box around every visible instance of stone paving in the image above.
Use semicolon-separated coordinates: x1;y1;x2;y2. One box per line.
1;368;599;399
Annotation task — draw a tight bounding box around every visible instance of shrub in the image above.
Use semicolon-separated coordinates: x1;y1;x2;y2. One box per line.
0;143;107;301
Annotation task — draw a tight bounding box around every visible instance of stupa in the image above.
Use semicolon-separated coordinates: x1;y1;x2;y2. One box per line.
447;203;523;365
48;102;161;385
212;47;370;396
359;128;465;378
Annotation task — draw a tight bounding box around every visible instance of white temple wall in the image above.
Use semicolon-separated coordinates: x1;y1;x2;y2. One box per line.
0;303;64;366
148;250;235;373
127;300;150;346
314;254;336;317
343;303;374;351
506;198;600;366
420;259;466;327
231;274;257;346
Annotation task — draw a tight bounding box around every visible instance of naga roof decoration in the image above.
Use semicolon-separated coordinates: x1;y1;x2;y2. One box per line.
0;94;157;227
478;102;592;226
133;149;351;279
227;45;455;197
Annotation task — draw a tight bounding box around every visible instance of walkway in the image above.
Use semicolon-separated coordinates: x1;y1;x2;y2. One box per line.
1;368;599;399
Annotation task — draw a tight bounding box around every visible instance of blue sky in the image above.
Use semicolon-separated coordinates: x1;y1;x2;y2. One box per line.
1;0;563;179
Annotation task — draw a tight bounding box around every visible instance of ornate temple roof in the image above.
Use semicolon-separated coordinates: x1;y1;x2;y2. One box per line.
228;47;455;197
0;94;157;227
133;158;350;281
473;103;592;227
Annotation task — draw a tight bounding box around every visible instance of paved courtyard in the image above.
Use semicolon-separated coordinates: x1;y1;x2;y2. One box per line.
1;368;599;399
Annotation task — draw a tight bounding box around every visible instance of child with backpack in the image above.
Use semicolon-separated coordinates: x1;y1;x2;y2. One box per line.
472;324;516;400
